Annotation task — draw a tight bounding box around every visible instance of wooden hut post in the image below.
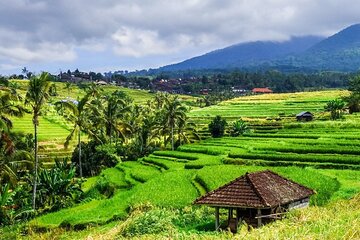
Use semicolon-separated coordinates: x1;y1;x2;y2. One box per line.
236;208;240;221
257;209;262;227
215;207;220;230
228;208;233;223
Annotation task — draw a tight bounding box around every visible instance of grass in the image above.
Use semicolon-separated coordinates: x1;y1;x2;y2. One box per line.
129;171;199;208
4;89;360;239
17;194;360;239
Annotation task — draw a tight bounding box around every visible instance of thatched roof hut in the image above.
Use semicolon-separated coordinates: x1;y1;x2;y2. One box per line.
194;170;314;232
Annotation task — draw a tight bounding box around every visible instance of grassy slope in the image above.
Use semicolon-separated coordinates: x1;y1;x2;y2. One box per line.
189;90;349;124
8;193;359;240
3;89;360;239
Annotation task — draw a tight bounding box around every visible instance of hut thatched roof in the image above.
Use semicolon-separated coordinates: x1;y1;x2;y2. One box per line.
194;170;314;208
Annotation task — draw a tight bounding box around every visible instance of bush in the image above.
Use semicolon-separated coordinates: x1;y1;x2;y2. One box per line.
71;141;120;177
36;159;84;213
230;119;249;137
119;204;176;237
208;115;227;138
93;176;116;198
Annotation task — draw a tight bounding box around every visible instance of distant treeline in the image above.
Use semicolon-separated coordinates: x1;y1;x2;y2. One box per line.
4;68;356;93
122;69;354;93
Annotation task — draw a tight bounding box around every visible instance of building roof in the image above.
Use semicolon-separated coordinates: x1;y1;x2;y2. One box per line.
296;111;314;117
252;87;273;93
194;170;314;208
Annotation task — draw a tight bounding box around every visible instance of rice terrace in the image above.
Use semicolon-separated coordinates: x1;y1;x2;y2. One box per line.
1;2;360;240
1;77;360;239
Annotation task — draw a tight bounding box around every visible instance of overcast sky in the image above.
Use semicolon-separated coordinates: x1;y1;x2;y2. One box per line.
0;0;359;75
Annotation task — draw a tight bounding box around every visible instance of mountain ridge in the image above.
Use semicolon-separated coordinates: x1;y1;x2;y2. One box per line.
159;24;360;72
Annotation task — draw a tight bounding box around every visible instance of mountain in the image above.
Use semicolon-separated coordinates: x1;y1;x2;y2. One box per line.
160;36;324;71
280;24;360;71
159;24;360;72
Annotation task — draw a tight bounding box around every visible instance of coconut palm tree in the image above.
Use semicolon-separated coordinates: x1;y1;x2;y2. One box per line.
101;90;132;143
55;92;97;177
162;96;187;150
25;72;51;209
176;116;200;146
0;82;26;133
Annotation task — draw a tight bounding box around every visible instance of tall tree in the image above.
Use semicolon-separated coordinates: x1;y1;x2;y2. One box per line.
176;116;200;147
25;72;51;209
344;75;360;113
102;91;132;143
162;96;187;150
0;82;26;134
55;93;95;177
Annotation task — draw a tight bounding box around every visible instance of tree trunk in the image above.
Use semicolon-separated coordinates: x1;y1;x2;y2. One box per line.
78;131;83;177
171;124;174;151
32;116;38;210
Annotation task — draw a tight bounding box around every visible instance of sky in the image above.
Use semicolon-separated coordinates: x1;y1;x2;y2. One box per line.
0;0;360;75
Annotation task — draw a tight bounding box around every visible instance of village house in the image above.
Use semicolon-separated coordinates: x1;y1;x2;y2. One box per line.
252;87;273;94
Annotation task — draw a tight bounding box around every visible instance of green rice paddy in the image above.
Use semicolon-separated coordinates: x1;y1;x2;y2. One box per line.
5;87;360;239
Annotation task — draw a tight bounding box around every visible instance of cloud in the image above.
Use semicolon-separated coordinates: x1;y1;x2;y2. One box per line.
0;0;359;73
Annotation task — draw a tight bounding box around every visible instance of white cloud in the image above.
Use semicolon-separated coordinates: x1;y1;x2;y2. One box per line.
0;42;76;63
0;0;360;73
112;27;173;57
111;27;216;58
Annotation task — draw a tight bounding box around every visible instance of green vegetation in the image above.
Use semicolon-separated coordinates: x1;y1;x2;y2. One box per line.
1;74;360;239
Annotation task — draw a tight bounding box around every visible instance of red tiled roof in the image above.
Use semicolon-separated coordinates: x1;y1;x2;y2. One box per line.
194;170;314;208
252;87;273;93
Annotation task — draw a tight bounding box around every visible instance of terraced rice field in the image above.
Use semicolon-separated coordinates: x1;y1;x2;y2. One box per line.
25;89;360;235
189;90;348;125
190;90;350;139
31;122;360;229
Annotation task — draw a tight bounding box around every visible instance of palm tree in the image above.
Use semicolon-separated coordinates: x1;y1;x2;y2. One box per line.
0;82;26;133
101;91;132;143
25;72;51;209
55;93;95;177
176;116;200;146
0;138;33;187
162;96;187;150
0;81;29;186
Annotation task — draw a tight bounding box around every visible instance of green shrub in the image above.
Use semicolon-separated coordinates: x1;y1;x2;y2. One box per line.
93;176;116;198
119;205;176;237
230;119;249;136
208;115;227;138
71;141;120;177
36;159;84;213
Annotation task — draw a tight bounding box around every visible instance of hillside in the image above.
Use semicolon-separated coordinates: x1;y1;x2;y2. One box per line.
159;24;360;72
279;24;360;71
3;90;359;239
160;36;324;71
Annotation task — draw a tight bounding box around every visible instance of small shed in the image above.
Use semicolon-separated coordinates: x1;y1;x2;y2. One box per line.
193;170;314;232
296;111;314;121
